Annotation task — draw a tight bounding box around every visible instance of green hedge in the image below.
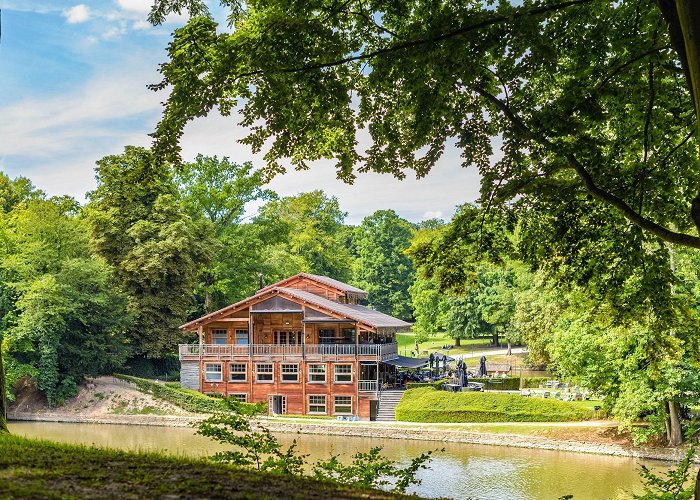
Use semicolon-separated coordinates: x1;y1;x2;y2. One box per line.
405;379;450;390
521;377;550;389
113;374;230;413
395;387;593;423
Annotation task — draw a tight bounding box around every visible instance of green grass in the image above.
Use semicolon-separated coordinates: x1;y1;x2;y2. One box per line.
395;387;594;423
396;332;497;357
0;433;403;499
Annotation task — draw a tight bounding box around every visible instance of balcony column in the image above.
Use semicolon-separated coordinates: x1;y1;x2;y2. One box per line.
198;325;204;391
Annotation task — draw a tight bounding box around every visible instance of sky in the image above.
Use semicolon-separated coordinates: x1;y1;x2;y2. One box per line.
0;0;482;224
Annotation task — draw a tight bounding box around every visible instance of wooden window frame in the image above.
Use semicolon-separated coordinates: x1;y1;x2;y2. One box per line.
255;363;274;383
280;363;299;383
334;364;353;384
308;395;327;414
230;393;247;403
229;363;247;382
334;395;353;415
235;329;249;345
211;329;228;345
204;363;222;382
308;364;326;383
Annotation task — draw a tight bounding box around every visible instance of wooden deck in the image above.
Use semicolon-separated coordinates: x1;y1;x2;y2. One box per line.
179;342;399;361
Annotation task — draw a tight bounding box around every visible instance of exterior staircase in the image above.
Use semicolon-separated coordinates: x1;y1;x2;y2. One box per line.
376;390;405;421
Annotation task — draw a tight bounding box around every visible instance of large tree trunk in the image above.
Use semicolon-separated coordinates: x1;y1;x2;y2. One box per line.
666;401;683;446
0;348;8;433
492;331;499;347
454;337;461;347
506;342;512;356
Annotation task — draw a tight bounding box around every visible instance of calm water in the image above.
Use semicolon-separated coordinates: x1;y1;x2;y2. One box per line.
9;421;671;499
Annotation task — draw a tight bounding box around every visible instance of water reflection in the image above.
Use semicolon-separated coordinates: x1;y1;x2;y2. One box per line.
9;421;659;499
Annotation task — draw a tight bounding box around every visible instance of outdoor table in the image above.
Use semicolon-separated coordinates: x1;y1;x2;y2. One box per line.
444;383;461;392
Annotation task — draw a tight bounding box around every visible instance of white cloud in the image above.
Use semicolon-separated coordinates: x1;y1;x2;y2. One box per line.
116;0;152;15
132;19;151;30
63;4;90;24
423;211;444;220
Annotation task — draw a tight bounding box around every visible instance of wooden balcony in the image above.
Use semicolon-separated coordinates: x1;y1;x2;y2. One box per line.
179;342;398;361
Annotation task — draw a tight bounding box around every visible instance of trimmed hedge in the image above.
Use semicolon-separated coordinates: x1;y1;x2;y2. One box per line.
405;379;450;390
395;387;593;423
113;374;231;413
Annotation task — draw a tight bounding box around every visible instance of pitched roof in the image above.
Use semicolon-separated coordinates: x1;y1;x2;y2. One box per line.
257;273;368;298
179;282;411;333
277;287;411;332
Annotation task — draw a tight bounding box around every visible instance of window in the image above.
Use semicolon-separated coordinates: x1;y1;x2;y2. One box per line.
274;331;301;345
308;364;326;383
334;364;352;383
205;363;222;382
341;328;355;343
229;363;247;382
211;329;227;345
318;329;337;344
230;393;247;403
235;329;249;345
256;363;273;382
334;396;352;415
281;364;299;382
308;395;326;414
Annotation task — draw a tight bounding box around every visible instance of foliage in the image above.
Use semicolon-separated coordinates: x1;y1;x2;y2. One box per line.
404;379;450;390
196;398;306;474
312;447;435;494
86;146;213;358
113;374;228;413
196;396;435;494
0;434;398;499
149;0;700;255
634;439;697;499
409;276;446;343
395;387;593;423
175;155;275;312
1;199;129;406
351;210;415;318
255;190;353;283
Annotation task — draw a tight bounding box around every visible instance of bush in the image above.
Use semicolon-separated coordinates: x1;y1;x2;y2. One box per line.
521;377;550;389
395;387;593;423
469;377;521;391
113;374;237;413
405;378;450;390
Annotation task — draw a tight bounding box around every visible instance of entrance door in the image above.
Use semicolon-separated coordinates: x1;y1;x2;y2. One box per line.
269;395;287;415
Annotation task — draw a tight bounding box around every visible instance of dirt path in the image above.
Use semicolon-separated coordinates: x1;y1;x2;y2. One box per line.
9;376;196;419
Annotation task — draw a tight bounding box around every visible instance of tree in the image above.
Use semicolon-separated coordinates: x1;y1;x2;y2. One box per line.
409;276;446;343
149;0;700;250
175;155;275;311
351;210;415;318
1;199;129;406
86;146;212;358
255;191;352;283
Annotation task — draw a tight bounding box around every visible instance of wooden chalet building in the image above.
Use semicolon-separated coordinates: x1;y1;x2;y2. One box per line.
178;273;413;420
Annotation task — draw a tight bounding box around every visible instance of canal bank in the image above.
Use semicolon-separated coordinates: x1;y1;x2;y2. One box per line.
8;411;693;463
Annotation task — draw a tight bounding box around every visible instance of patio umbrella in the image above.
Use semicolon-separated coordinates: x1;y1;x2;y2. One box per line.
478;355;487;377
442;355;447;374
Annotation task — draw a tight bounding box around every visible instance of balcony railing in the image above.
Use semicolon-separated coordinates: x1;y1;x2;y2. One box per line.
358;380;378;392
179;342;398;361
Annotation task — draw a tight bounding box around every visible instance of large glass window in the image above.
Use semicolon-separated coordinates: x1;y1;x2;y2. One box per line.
281;364;299;382
334;396;352;415
341;328;356;343
235;329;249;345
308;395;326;414
318;328;336;344
229;363;247;382
274;331;301;345
211;329;227;345
256;363;273;382
205;363;222;382
334;364;352;383
308;364;326;383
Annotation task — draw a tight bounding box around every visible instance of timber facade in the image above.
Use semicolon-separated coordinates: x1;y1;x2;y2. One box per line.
178;273;412;420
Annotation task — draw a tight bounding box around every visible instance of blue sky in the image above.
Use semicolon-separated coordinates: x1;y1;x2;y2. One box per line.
0;0;482;224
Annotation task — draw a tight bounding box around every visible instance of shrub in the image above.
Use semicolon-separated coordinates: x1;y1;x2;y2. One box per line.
113;374;237;413
405;378;450;390
395;387;593;423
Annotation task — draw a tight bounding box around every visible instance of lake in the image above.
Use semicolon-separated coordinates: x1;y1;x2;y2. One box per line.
9;421;668;499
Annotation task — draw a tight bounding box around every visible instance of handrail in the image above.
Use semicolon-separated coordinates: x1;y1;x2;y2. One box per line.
178;342;398;360
358;380;378;392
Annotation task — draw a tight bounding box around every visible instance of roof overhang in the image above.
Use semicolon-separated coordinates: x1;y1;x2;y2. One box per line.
381;356;429;369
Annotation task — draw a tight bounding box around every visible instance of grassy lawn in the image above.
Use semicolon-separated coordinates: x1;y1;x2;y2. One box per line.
396;332;493;357
396;387;594;423
0;433;404;499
